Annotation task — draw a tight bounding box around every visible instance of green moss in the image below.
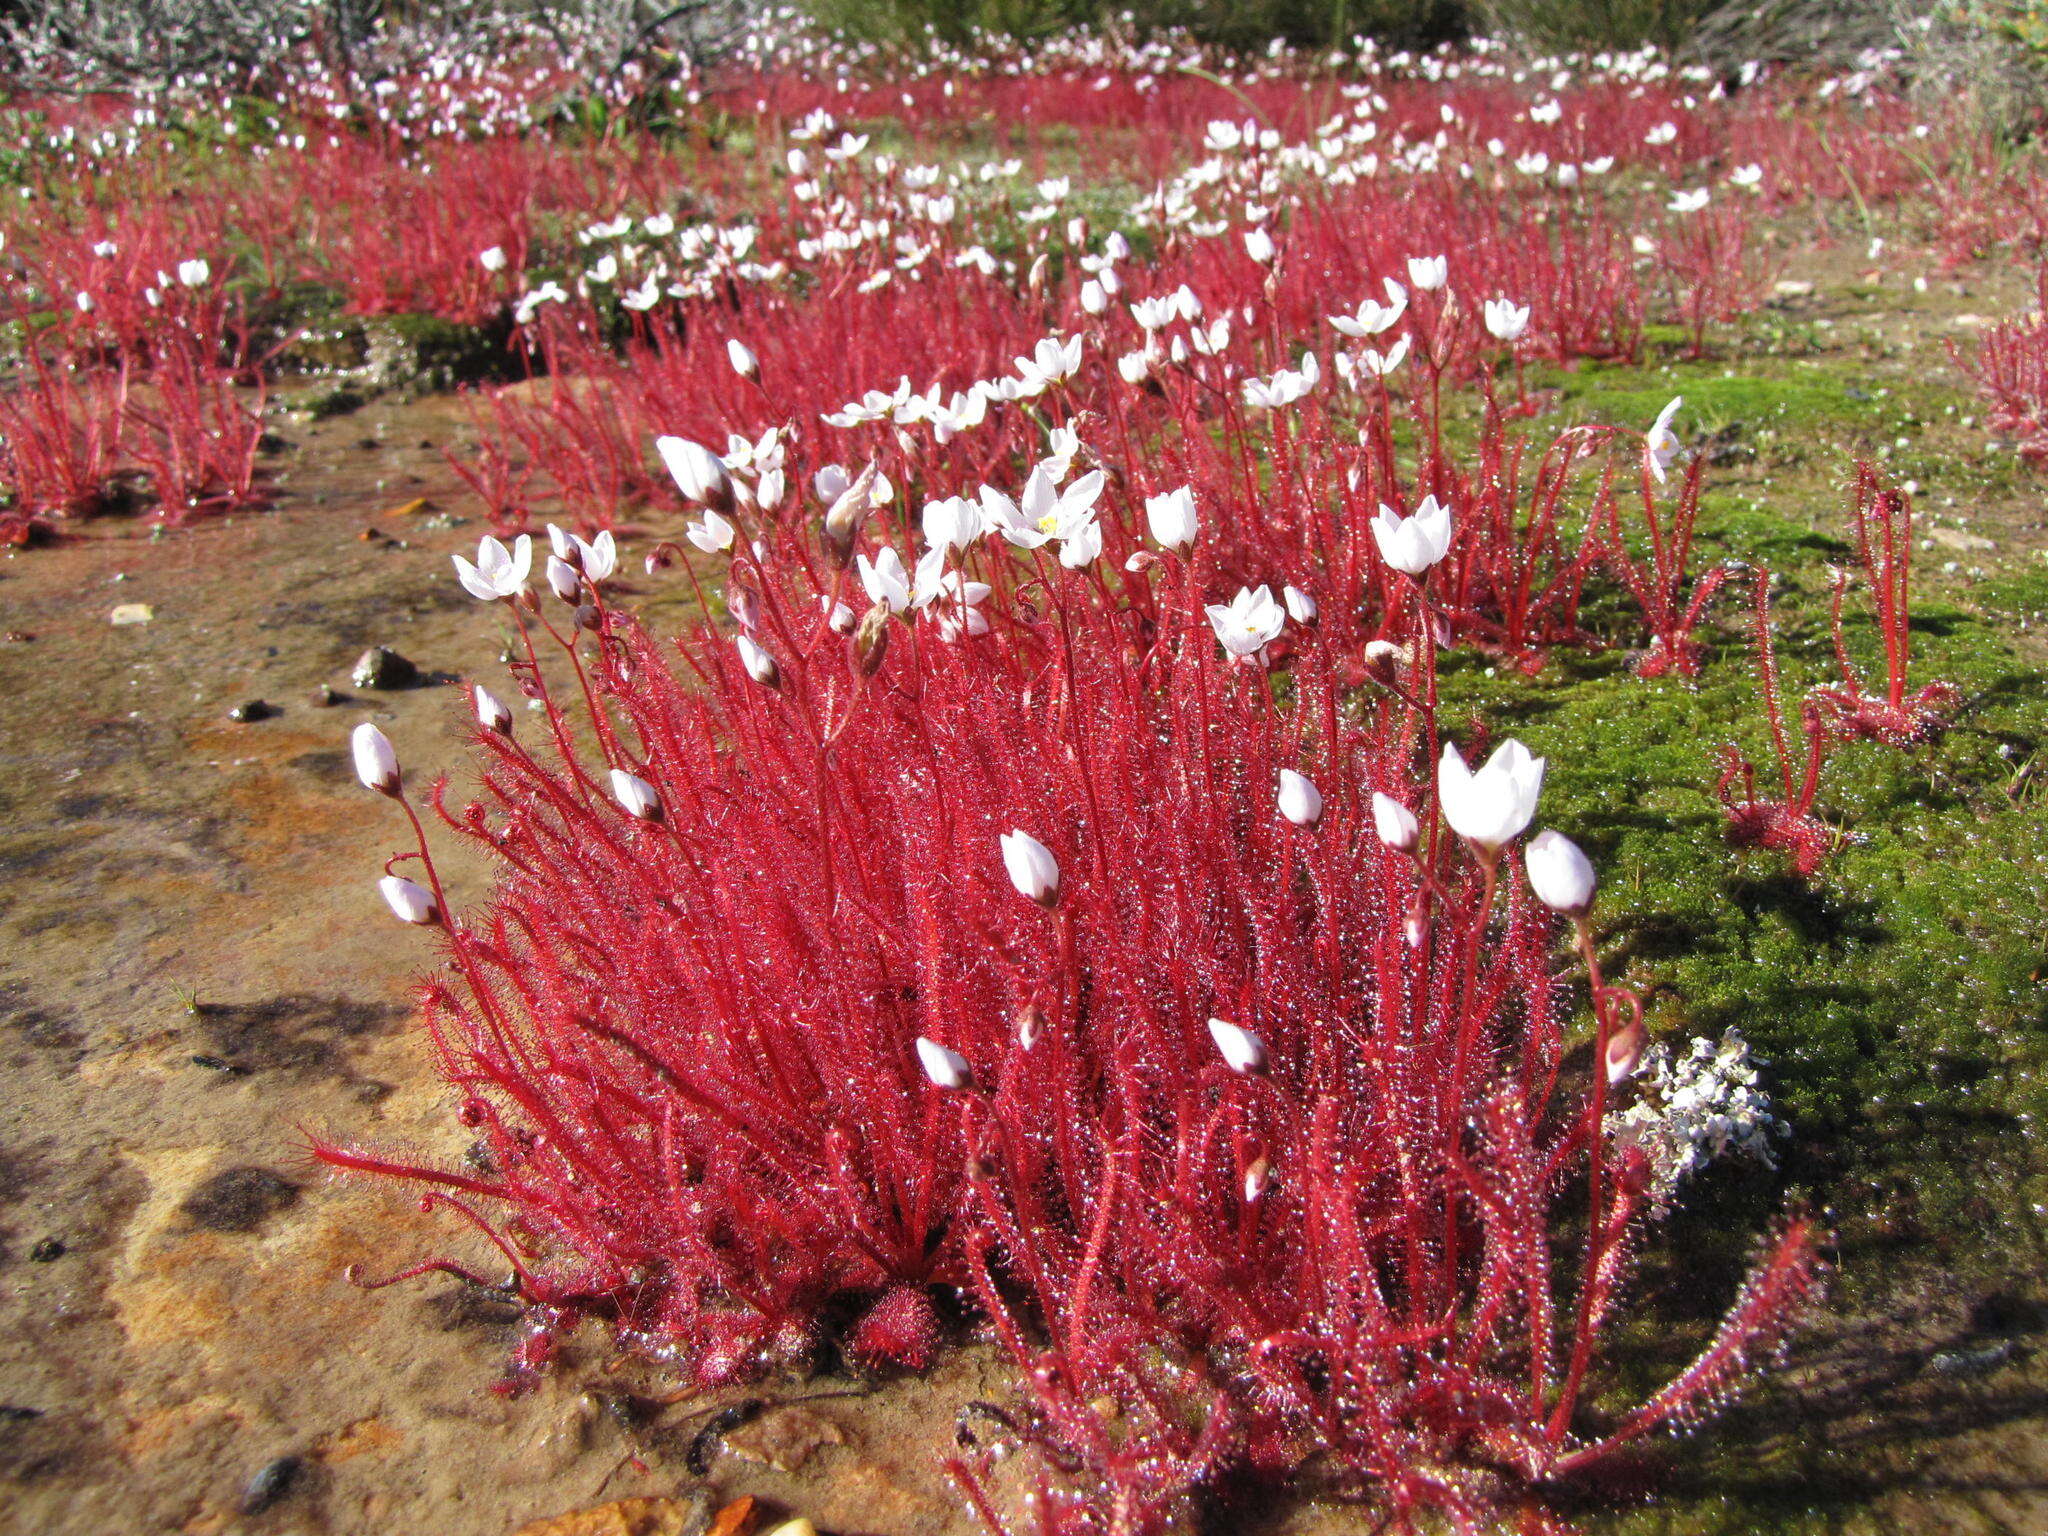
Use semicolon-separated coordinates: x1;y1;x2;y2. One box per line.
1436;493;2048;1530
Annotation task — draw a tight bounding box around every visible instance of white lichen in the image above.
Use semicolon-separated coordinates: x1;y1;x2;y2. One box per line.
1608;1027;1786;1212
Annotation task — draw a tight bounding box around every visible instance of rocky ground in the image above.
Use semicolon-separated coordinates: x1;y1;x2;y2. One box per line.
2;246;2048;1536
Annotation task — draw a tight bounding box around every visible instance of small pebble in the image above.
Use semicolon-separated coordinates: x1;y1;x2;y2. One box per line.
352;647;420;689
239;1454;301;1515
27;1238;64;1262
227;700;278;723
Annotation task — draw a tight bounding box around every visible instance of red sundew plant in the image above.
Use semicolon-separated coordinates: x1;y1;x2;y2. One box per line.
292;137;548;322
1593;438;1731;682
469;375;651;533
121;328;269;524
324;461;1819;1532
1654;200;1776;360
1716;569;1844;880
0;350;130;542
1810;462;1958;749
1432;404;1604;672
1954;266;2048;463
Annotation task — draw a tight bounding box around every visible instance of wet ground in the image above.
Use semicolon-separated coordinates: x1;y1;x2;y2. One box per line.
3;253;2048;1535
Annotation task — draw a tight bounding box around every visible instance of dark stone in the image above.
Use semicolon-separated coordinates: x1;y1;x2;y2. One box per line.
351;647;420;690
227;700;279;723
239;1454;301;1514
27;1238;64;1263
180;1167;300;1233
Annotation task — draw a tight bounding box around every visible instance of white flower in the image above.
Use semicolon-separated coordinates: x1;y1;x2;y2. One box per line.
1645;396;1683;482
1351;336;1410;380
610;769;662;821
916;1037;972;1090
1000;829;1060;907
351;722;399;794
1277;770;1323;827
1406;254;1447;291
1244;226;1276;264
686;508;735;553
1526;829;1596;912
1372;792;1418;851
979;465;1105;556
727;338;758;378
1283;585;1317;624
1483;298;1530;342
1667;188;1710;214
1730;163;1764;188
576;530;617;584
1370;496;1453;575
1012;333;1084;394
176;257;210;287
1243;352;1319;409
478;246;508;272
1208;1017;1268;1075
1206;584;1286;659
1330;279;1407;337
1144;486;1198;550
922;495;983;551
453;534;532;601
857;546;912;612
379;875;437;925
1437;739;1545;851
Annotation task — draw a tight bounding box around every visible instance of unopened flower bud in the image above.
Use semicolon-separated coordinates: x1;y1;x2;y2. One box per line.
1015;1003;1045;1050
379;874;437;925
574;602;601;632
1372;791;1418;852
1605;1018;1648;1085
1526;829;1596;913
1363;639;1408;674
737;634;781;689
853;600;891;676
655;435;734;516
727;580;762;634
474;686;512;736
546;555;581;604
1000;829;1060;907
1277;769;1323;828
821;464;879;567
1208;1016;1268;1075
1404;890;1430;948
727;338;758;379
1284;585;1318;625
351;722;400;796
916;1036;971;1090
610;768;662;822
1243;1155;1274;1201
